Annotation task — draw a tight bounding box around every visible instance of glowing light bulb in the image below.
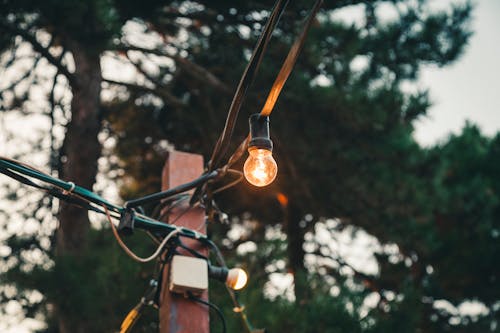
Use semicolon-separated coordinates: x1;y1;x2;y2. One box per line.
226;268;248;290
208;265;249;290
243;148;278;187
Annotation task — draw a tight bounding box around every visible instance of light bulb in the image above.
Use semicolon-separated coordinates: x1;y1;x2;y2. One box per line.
208;265;249;290
226;268;248;290
243;148;278;187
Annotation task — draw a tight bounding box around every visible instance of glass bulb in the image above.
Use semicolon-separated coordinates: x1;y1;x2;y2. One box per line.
243;149;278;187
226;268;248;290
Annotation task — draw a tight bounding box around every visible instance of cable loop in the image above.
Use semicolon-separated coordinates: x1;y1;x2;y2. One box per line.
62;181;75;195
104;205;181;263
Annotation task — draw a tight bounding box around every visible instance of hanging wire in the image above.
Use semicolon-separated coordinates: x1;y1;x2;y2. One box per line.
208;0;290;170
124;170;219;209
0;156;213;242
151;193;190;220
0;156;121;212
260;0;323;117
154;196;192;222
104;205;181;263
208;0;323;175
188;292;227;333
212;169;244;195
204;240;255;332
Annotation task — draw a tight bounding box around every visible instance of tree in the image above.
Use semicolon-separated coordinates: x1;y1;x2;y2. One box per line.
419;125;500;331
2;1;492;333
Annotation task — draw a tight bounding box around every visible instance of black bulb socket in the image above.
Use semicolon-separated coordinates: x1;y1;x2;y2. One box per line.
208;265;229;282
248;114;273;151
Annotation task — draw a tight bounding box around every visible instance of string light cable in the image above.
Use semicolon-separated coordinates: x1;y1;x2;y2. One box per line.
204;239;257;332
103;205;181;263
0;156;248;329
208;169;244;196
260;0;323;118
151;193;190;220
124;170;220;209
0;156;210;242
208;0;324;177
1;154;259;331
202;0;325;317
208;0;290;170
188;292;227;333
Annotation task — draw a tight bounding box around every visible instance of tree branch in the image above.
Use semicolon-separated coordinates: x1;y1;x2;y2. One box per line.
0;21;76;87
173;55;232;94
114;44;231;94
311;249;386;294
124;53;171;89
102;78;185;108
113;44;171;57
0;56;41;96
159;10;266;26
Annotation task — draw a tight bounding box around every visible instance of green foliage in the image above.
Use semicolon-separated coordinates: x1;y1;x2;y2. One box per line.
4;228;159;332
255;293;365;333
424;125;500;306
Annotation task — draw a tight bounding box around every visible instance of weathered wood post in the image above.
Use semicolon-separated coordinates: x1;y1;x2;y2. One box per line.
159;151;209;333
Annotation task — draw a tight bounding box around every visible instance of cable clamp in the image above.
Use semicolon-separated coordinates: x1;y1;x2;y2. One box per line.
63;182;75;195
233;305;245;313
118;208;136;236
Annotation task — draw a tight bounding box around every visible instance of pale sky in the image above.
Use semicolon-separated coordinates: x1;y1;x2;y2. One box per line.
414;0;500;145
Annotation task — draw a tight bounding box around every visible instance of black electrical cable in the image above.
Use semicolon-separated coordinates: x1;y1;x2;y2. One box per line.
212;169;244;195
0;156;252;330
193;169;243;207
0;158;216;248
204;239;256;332
156;200;198;224
260;0;324;117
205;239;227;267
176;239;209;260
151;194;190;220
208;0;289;171
188;293;227;333
124;170;219;208
0;165;104;214
0;165;46;190
215;0;324;171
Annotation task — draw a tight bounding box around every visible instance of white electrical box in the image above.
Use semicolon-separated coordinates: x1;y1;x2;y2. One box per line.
169;255;208;295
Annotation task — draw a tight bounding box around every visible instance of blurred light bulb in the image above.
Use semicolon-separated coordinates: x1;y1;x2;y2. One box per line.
226;268;248;290
243;148;278;187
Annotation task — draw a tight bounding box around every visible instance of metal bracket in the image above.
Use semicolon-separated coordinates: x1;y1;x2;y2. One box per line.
118;208;135;236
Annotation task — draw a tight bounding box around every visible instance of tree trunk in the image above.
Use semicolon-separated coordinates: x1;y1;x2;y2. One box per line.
56;41;102;333
285;201;310;304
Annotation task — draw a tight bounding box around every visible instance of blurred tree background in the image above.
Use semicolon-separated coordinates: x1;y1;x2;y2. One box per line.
1;0;498;332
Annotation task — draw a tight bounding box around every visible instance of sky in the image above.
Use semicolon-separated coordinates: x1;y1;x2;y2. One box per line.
413;0;500;145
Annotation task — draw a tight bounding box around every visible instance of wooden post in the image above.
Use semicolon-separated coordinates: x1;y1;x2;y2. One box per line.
159;151;209;333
